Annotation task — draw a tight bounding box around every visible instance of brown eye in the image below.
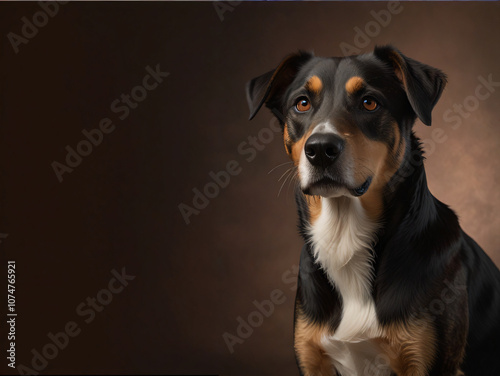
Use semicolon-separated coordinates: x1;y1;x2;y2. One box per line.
362;98;378;111
295;97;311;112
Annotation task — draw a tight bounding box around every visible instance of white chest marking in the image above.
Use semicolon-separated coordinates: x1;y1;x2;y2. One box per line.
309;197;391;375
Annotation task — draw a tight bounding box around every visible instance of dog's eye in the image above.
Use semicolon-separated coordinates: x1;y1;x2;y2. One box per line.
295;97;311;112
362;98;378;111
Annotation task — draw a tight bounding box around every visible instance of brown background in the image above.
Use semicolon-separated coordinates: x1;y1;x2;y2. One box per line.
0;2;499;375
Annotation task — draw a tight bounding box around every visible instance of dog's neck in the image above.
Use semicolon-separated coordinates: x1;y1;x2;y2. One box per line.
378;134;439;245
308;196;382;340
309;196;377;279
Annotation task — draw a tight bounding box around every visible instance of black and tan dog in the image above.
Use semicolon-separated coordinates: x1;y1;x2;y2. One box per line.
246;46;500;375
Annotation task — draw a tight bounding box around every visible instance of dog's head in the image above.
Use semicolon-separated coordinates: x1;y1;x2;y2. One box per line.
246;46;446;212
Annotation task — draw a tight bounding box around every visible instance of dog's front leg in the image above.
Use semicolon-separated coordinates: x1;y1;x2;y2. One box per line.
294;309;337;376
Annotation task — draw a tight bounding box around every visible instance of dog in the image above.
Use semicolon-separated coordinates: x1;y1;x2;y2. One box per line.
246;46;500;376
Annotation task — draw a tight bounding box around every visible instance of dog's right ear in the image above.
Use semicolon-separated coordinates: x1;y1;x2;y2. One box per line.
246;52;313;122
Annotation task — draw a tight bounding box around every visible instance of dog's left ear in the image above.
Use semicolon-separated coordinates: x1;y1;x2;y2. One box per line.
374;45;447;126
246;51;313;122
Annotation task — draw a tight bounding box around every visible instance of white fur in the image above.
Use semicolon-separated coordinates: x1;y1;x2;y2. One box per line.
309;196;391;375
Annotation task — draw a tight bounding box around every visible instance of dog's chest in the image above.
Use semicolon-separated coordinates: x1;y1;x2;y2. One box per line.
309;197;392;375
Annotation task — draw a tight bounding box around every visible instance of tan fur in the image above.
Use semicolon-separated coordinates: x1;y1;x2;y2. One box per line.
345;130;388;220
347;122;405;220
345;76;364;94
305;195;322;224
290;129;313;166
306;75;323;94
295;313;335;376
392;122;401;154
381;318;437;376
295;314;437;376
284;123;292;155
391;122;406;164
291;136;306;166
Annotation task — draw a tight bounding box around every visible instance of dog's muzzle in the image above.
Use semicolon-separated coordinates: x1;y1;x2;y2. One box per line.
304;133;345;168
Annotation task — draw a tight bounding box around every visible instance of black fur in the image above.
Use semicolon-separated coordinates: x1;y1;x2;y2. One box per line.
246;51;313;121
296;243;343;330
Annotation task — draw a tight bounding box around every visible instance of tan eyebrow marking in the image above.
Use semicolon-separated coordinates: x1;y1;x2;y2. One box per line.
305;75;323;94
345;76;365;94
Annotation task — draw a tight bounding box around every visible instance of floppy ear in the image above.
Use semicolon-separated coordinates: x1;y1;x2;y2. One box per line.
246;51;313;122
374;45;447;126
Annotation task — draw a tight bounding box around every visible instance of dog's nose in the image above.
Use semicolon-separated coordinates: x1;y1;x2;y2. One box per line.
304;133;345;167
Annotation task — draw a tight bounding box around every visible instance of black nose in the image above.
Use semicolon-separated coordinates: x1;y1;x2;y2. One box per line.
304;133;345;168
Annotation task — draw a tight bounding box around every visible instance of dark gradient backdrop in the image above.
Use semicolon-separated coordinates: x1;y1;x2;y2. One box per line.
0;2;499;375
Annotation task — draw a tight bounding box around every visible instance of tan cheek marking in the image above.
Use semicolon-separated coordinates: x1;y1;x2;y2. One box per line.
290;128;313;166
306;75;323;94
381;319;436;376
354;123;406;220
348;133;387;220
283;124;292;155
291;137;306;165
345;76;364;95
391;122;406;166
305;195;322;225
295;312;334;375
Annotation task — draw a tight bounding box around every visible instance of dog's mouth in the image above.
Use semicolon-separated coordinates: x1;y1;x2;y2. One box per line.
351;177;372;197
303;176;372;197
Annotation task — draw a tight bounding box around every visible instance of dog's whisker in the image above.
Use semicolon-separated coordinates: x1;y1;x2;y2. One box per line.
278;169;294;197
278;167;294;182
286;170;299;196
268;161;293;175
